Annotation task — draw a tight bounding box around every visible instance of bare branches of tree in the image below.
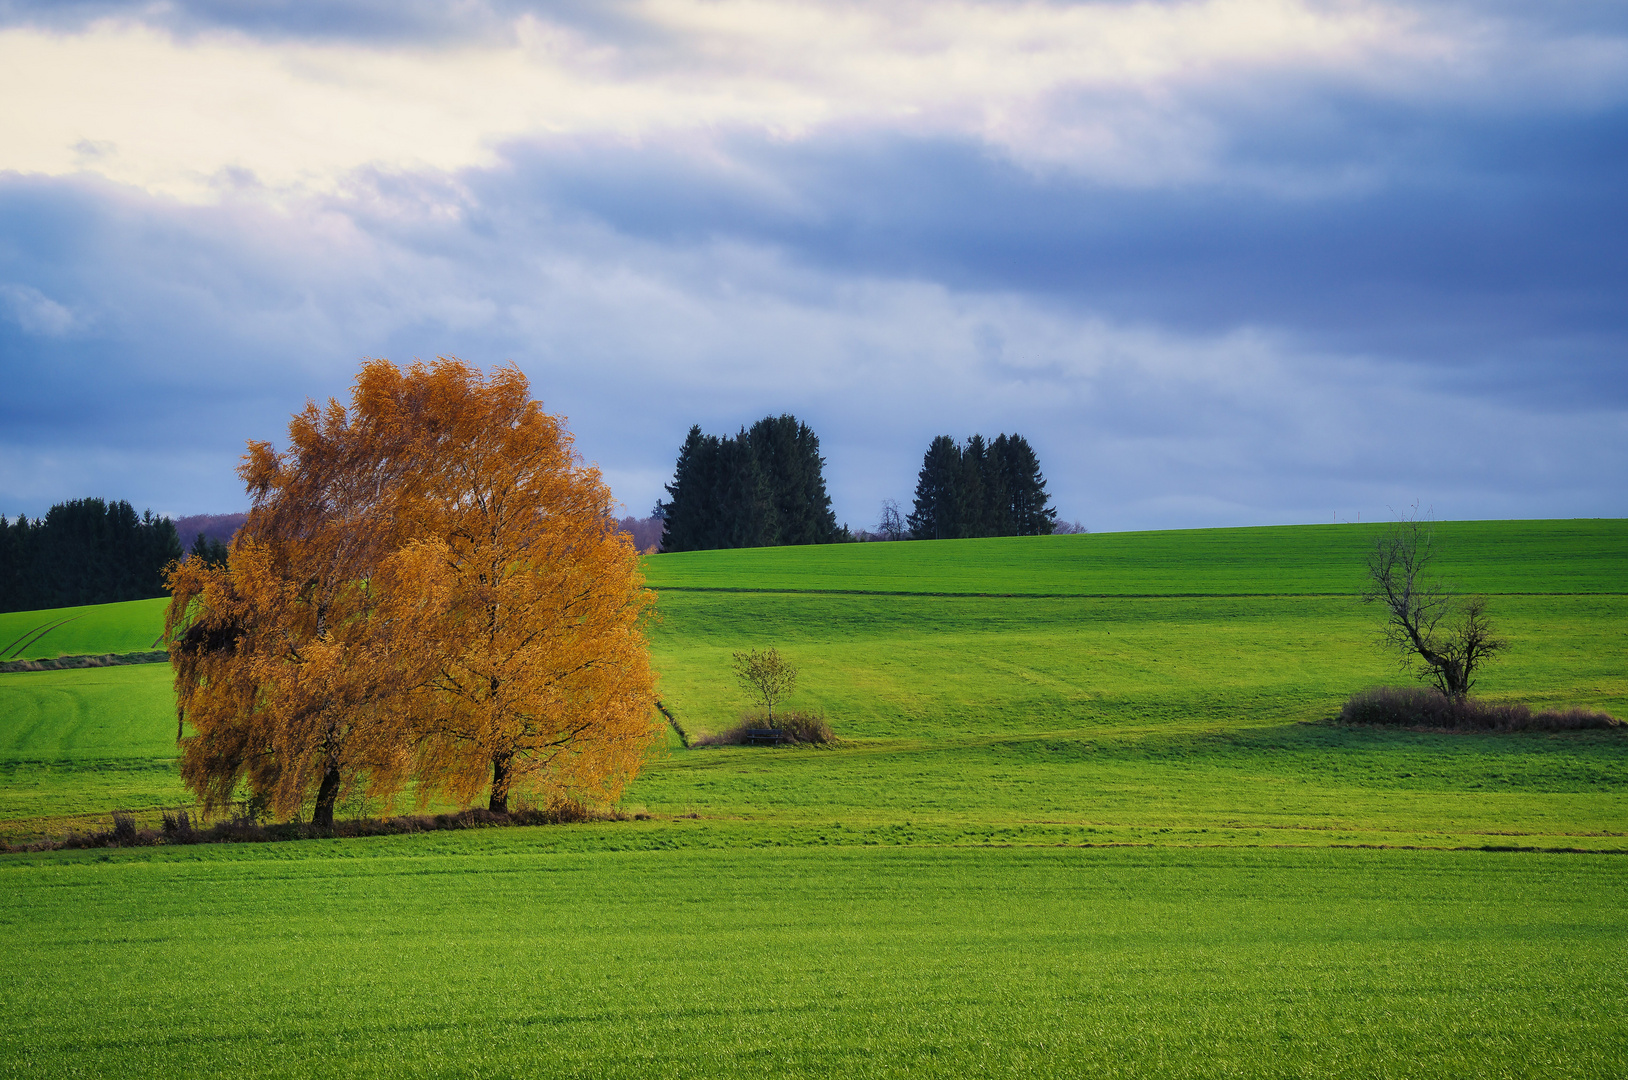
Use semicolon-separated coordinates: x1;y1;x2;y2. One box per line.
877;499;906;541
1364;509;1505;700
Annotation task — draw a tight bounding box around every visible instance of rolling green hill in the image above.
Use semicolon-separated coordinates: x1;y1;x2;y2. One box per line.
643;518;1628;596
0;665;189;823
2;518;1619;665
0;597;169;661
2;518;1624;1078
1;518;1619;846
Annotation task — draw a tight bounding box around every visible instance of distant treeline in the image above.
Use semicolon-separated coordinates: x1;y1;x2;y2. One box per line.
654;419;1062;552
173;513;246;548
658;415;840;552
615;515;663;554
0;498;182;614
908;434;1056;540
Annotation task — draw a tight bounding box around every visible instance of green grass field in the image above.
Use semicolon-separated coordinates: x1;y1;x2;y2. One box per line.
0;597;169;660
3;841;1625;1079
1;519;1624;1077
643;519;1628;596
0;664;191;826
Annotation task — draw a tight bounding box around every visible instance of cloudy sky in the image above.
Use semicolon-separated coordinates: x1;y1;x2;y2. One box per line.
1;0;1624;533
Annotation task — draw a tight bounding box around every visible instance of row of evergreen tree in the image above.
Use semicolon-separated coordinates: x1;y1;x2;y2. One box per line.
658;415;840;552
656;417;1058;551
908;433;1056;540
0;498;183;614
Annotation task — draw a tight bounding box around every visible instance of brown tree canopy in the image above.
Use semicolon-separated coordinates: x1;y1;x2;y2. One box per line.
166;358;660;826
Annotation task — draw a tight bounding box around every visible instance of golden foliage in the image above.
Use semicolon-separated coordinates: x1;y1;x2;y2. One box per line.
166;358;659;825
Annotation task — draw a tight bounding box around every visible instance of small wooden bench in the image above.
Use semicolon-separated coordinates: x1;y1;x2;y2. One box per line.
744;728;785;745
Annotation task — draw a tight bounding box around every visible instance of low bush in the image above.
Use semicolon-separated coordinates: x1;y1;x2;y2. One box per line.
6;798;616;853
160;810;199;843
694;709;837;747
1339;686;1622;732
110;812;139;844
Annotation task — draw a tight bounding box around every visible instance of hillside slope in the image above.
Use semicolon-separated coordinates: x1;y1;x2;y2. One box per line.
0;519;1622;848
642;519;1628;596
0;598;170;661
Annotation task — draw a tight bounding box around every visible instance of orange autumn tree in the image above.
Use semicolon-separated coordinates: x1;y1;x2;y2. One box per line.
362;359;660;813
167;357;660;826
167;394;436;826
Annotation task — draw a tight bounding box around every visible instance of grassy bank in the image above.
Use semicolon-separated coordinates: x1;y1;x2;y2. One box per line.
643;519;1628;596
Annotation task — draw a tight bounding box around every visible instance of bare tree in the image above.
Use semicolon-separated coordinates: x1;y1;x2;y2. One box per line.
877;499;906;541
1364;510;1505;700
732;648;798;722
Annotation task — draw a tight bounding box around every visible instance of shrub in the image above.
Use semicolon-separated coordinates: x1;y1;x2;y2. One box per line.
4;798;624;853
694;709;837;747
1339;686;1622;732
160;810;198;842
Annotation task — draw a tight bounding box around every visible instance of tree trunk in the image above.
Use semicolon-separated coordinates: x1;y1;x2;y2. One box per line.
311;762;341;830
489;751;513;814
1442;659;1467;700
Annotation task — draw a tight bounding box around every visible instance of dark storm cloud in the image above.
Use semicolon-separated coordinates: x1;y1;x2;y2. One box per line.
5;104;1626;530
0;174;385;516
483;97;1628;412
3;2;1626;529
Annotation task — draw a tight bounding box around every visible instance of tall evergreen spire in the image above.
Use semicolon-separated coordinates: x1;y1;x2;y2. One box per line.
907;435;962;540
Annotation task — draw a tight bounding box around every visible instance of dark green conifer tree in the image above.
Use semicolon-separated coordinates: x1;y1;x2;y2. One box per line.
659;426;722;553
907;435;963;540
958;434;991;539
984;435;1016;536
716;432;778;548
907;432;1056;540
0;515;25;612
188;531;231;568
746;414;837;546
659;415;838;552
0;498;181;613
1002;435;1057;535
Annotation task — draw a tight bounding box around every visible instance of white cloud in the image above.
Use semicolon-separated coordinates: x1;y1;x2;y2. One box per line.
0;283;75;336
2;2;1623;528
5;1;1616;201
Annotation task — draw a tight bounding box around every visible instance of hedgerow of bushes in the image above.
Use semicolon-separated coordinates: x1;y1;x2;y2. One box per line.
5;800;622;854
1339;686;1622;732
